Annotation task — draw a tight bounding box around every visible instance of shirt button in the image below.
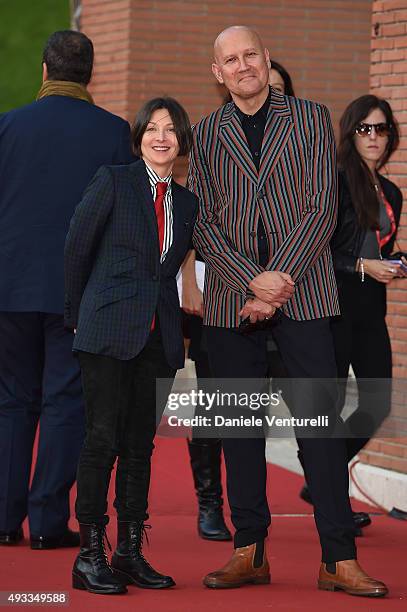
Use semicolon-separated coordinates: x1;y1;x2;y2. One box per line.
253;124;257;128
254;152;259;157
250;231;257;237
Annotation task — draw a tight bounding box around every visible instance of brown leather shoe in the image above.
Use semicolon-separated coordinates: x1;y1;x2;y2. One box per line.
203;542;270;589
318;560;388;597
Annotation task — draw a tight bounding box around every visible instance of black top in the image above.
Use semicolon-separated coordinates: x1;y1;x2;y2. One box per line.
235;92;270;265
332;171;403;275
235;92;270;171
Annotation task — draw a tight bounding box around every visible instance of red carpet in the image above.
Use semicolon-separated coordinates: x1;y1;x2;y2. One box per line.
1;436;406;611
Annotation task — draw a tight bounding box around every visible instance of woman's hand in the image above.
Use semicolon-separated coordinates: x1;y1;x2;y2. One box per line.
363;259;401;283
396;256;407;278
180;249;204;317
182;283;204;317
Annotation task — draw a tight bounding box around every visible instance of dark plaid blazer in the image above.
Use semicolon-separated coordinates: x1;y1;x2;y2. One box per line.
188;88;340;327
64;160;198;368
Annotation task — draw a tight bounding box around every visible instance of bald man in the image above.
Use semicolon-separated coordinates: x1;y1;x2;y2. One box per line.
188;26;387;598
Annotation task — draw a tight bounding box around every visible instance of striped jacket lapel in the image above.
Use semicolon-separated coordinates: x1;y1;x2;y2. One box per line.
258;93;293;192
218;103;258;186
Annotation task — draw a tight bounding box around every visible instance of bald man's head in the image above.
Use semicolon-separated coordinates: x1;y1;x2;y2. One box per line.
214;26;263;62
212;26;270;102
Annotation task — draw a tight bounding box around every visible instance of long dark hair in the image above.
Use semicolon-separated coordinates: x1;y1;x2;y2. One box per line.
338;95;399;229
269;60;295;96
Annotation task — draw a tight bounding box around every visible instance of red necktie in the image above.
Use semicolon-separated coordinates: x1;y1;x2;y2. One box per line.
151;181;167;331
154;181;167;255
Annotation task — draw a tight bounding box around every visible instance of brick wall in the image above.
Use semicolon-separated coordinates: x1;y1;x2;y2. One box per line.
359;0;407;475
81;0;132;118
81;0;372;128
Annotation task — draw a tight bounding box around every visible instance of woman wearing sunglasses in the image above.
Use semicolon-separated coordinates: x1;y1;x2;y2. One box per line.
332;95;404;522
301;95;404;530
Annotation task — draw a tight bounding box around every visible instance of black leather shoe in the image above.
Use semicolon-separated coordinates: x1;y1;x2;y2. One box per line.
0;527;24;545
198;508;232;541
353;512;372;529
188;439;232;541
300;485;372;534
299;484;313;505
112;521;175;589
72;523;127;595
31;527;80;550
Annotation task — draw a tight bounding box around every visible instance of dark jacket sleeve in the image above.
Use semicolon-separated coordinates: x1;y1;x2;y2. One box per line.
114;120;134;164
64;166;115;328
331;172;360;274
332;172;403;273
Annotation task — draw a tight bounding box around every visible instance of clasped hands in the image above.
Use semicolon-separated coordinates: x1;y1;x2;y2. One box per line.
239;271;295;324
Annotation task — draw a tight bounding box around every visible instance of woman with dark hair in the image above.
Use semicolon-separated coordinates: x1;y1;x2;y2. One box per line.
65;97;197;595
301;94;405;528
268;59;295;96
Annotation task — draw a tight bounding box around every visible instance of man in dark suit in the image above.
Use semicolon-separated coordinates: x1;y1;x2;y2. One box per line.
188;26;387;597
0;30;132;549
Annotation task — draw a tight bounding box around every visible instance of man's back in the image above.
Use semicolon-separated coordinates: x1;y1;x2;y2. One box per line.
0;95;131;313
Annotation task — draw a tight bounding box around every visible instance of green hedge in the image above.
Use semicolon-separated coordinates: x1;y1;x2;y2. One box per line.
0;0;70;113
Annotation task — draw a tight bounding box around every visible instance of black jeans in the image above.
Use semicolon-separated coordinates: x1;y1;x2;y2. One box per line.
332;275;392;460
75;327;175;525
205;315;356;564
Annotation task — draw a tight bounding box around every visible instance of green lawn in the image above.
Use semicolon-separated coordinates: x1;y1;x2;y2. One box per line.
0;0;70;113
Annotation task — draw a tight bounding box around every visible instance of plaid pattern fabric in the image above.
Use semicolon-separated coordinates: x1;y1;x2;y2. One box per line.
188;89;340;327
64;160;197;367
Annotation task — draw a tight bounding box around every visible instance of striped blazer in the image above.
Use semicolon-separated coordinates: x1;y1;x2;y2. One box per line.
188;88;340;327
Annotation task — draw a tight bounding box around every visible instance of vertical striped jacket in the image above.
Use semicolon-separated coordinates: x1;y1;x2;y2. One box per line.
188;89;340;327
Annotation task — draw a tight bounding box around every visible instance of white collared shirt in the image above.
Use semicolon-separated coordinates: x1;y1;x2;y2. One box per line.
144;161;174;263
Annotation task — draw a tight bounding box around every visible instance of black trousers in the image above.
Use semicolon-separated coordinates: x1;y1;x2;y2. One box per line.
187;313;291;440
205;314;356;563
332;275;392;460
75;326;175;525
0;312;84;536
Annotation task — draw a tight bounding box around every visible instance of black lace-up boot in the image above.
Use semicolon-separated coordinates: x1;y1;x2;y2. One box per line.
111;521;175;589
72;523;127;595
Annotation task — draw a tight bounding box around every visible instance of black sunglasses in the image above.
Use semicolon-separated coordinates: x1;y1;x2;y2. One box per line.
355;122;391;137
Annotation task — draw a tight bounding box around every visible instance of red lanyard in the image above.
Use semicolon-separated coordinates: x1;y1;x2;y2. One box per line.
376;190;396;250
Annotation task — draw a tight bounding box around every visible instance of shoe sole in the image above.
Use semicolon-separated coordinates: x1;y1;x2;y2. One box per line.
318;580;388;597
199;532;233;542
355;520;372;529
112;568;175;589
72;573;127;595
31;543;79;550
204;576;271;589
